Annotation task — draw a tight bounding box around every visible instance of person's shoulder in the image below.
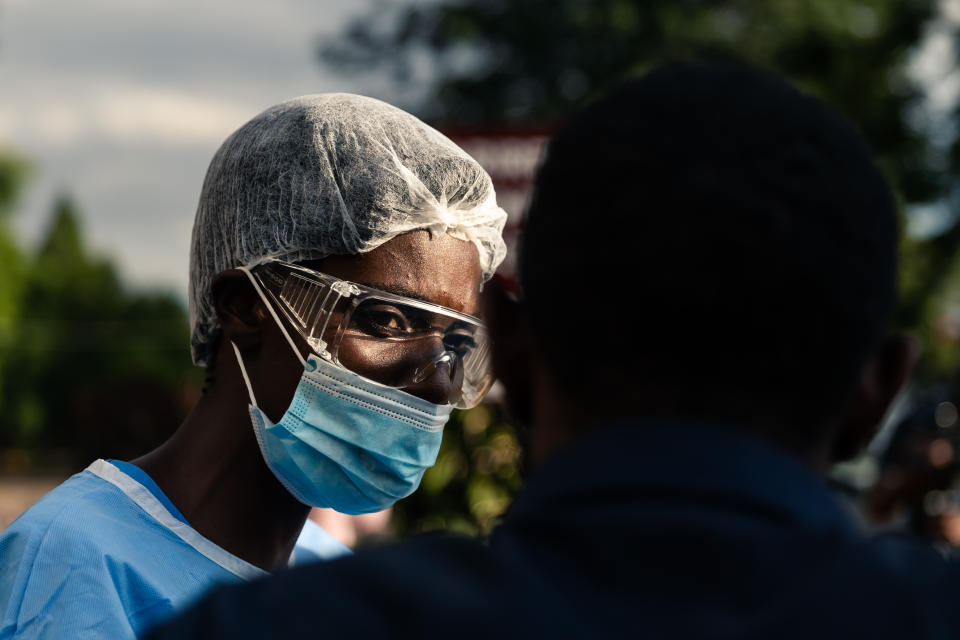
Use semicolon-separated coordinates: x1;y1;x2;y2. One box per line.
0;468;143;638
0;468;116;554
287;531;498;607
0;466;144;578
864;531;960;585
152;532;503;639
787;529;960;630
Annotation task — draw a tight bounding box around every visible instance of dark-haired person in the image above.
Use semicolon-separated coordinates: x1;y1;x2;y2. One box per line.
0;94;507;638
152;63;960;638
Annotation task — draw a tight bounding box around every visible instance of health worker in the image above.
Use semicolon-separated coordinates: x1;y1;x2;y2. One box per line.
0;93;507;639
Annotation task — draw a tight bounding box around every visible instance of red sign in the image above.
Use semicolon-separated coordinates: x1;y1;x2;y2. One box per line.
440;126;552;279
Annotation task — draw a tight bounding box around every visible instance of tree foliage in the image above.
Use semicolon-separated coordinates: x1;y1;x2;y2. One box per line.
324;0;936;196
321;0;944;306
0;149;31;412
0;196;200;472
391;403;522;537
0;151;30;221
323;0;960;533
323;0;960;370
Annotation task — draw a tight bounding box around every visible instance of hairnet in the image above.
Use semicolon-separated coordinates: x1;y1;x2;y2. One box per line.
188;93;508;366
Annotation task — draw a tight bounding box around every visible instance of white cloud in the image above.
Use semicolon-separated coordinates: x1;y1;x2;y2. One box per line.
93;88;255;146
909;19;960;116
0;0;391;293
943;0;960;25
0;104;85;146
0;87;256;147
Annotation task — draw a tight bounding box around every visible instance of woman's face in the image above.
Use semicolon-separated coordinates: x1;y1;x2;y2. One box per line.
290;229;483;405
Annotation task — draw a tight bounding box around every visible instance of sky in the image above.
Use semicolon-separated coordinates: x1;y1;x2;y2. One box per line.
3;0;960;299
0;0;392;298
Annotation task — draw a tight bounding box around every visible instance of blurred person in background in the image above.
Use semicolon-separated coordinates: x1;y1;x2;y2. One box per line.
154;62;960;639
0;94;506;638
308;508;393;549
868;399;960;546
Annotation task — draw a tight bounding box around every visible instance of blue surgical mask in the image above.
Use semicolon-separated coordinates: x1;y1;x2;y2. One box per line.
232;268;452;514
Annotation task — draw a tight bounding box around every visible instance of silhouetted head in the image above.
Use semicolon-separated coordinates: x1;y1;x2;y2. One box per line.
494;62;913;466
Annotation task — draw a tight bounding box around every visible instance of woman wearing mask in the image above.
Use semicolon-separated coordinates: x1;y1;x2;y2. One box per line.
0;94;506;638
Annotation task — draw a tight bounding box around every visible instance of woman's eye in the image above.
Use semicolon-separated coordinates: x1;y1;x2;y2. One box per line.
444;332;477;357
356;305;411;335
373;312;403;330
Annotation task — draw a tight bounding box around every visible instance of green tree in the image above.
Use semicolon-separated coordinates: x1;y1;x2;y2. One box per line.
0;149;31;407
323;0;940;330
0;197;201;471
390;403;523;537
0;152;31;220
323;0;955;532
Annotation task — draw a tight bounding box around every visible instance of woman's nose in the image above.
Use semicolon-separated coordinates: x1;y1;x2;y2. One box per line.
403;349;463;405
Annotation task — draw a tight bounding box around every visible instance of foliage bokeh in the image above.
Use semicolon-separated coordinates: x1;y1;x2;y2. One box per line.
324;0;960;529
0;185;200;474
2;0;960;540
323;0;954;367
391;403;523;537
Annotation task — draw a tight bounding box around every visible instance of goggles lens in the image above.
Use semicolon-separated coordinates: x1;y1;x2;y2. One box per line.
252;261;493;409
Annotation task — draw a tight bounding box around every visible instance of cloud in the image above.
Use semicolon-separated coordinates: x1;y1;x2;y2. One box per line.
0;0;393;292
94;88;255;146
0;87;263;147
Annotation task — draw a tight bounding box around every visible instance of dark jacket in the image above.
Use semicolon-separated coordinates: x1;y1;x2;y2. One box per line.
151;423;960;639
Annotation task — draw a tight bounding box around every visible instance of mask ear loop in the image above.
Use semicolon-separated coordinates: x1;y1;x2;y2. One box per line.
232;341;259;408
237;266;307;369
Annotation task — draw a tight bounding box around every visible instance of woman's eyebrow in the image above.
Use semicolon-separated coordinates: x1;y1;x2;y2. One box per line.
359;280;480;316
362;282;438;306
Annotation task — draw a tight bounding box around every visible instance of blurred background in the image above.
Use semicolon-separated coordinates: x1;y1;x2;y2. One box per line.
5;0;960;547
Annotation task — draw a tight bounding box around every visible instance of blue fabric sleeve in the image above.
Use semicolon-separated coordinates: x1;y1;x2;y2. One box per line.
0;469;245;639
0;489;142;639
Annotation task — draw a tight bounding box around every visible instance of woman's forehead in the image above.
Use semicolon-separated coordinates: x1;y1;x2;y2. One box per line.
302;231;482;315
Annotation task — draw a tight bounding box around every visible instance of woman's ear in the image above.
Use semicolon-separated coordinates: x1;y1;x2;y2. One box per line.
210;270;267;350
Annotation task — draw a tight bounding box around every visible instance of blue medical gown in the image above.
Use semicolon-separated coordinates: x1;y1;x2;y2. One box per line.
0;459;350;638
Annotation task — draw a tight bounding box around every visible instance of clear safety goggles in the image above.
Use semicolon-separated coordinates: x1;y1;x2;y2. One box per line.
250;260;493;409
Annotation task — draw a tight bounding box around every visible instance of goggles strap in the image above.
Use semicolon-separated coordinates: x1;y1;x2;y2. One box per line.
231;341;258;408
238;266;307;369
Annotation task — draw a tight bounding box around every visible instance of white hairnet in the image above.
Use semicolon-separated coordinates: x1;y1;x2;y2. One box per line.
189;93;508;366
